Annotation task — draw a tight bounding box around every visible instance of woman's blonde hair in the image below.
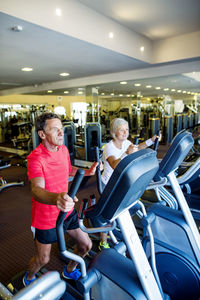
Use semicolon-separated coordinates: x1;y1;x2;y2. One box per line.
110;118;129;138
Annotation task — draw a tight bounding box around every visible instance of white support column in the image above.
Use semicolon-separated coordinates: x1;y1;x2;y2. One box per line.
117;210;163;300
168;171;200;263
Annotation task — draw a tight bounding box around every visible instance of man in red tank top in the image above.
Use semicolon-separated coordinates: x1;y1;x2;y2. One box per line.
23;112;98;285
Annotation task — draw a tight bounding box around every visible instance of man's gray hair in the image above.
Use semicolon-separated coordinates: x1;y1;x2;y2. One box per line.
110;118;129;138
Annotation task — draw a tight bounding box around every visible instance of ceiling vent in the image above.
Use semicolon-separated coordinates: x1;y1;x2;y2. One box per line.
11;25;23;32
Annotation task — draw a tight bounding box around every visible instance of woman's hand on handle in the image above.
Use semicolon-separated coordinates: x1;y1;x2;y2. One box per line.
126;143;138;154
151;133;162;143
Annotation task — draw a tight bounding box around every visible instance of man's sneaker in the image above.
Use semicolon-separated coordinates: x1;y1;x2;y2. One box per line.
23;272;37;286
98;241;110;251
62;266;81;280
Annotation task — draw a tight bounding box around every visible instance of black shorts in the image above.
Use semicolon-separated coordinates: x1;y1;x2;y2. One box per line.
34;209;79;244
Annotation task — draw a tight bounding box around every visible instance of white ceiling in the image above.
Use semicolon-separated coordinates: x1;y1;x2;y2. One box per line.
78;0;200;40
0;0;200;99
0;12;148;88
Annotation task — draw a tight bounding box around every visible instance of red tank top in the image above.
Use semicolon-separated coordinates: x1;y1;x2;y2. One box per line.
27;144;73;229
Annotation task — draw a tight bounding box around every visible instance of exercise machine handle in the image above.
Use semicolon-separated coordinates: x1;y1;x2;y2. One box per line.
68;169;85;198
79;198;89;219
133;137;139;146
153;130;161;151
94;146;103;195
56;169;85;252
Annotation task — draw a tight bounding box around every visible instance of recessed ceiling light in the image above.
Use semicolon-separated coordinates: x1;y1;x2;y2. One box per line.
155;87;161;90
21;67;33;72
47;90;53;93
134;83;141;87
55;8;62;16
177;90;182;93
119;94;123;97
146;85;152;88
120;81;127;85
183;91;187;93
101;93;105;95
163;88;169;91
64;91;69;94
171;89;176;92
78;91;83;94
111;93;114;96
131;94;135;97
59;72;70;77
127;94;131;97
109;32;114;39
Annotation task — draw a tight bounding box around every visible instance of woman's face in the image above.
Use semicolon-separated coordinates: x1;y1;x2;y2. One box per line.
115;123;129;141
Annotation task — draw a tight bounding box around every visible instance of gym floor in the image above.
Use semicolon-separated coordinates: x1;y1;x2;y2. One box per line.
0;145;167;286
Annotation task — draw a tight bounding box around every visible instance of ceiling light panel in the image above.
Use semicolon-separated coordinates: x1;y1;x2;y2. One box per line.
21;67;33;72
59;72;70;76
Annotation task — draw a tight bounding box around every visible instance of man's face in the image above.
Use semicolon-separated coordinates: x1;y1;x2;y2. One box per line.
42;118;64;146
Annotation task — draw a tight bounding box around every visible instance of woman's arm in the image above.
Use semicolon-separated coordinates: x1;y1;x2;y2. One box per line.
70;162;98;177
107;155;121;169
107;143;138;169
138;134;161;150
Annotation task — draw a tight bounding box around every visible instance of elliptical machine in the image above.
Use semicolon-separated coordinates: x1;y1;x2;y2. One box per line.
142;130;200;299
57;130;200;300
57;149;165;299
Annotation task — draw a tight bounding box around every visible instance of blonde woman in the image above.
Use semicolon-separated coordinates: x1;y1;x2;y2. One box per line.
99;118;160;250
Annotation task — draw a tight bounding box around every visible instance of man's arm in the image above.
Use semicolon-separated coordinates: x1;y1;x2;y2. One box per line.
70;162;98;177
30;177;76;212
